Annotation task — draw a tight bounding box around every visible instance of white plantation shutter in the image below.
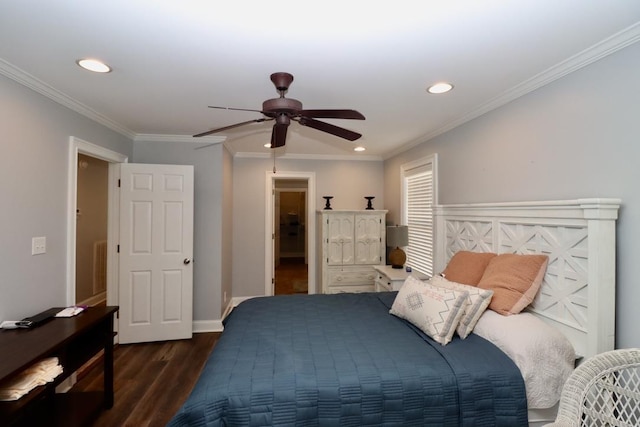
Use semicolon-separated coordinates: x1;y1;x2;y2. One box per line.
401;155;437;277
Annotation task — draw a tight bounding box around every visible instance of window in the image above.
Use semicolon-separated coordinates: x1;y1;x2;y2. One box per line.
401;154;437;276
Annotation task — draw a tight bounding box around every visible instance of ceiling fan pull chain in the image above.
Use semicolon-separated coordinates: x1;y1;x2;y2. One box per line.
273;149;277;173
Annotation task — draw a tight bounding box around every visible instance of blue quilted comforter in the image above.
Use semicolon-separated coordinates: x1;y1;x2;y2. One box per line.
168;292;527;426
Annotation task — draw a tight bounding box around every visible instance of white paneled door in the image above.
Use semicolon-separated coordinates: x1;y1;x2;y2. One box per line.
118;163;194;344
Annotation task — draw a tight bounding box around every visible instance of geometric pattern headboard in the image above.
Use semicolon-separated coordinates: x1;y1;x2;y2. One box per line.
434;199;621;359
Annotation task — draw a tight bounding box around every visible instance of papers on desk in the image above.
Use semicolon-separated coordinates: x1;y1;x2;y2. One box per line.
55;306;86;317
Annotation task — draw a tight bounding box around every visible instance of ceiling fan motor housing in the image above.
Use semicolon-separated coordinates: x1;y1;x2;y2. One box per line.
262;97;303;116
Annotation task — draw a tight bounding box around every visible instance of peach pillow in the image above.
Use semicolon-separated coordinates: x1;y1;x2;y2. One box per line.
477;254;548;315
441;251;497;285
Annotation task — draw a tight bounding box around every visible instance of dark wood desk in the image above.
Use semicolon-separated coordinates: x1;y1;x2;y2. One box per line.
0;306;118;426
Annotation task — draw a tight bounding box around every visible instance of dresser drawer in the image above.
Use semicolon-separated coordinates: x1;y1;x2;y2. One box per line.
325;284;375;294
327;269;375;285
325;267;376;293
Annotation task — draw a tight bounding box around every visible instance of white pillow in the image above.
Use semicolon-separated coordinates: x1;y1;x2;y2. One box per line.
390;275;469;346
430;275;494;339
474;310;576;409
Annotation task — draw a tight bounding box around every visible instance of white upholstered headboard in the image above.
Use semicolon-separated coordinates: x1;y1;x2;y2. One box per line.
434;199;620;360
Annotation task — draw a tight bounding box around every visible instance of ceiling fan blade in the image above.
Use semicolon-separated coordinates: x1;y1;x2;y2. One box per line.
271;123;288;148
299;109;365;120
297;117;362;141
208;106;265;114
193;118;269;137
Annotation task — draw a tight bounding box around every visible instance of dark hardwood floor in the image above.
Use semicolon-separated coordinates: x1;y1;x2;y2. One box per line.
275;257;308;295
71;260;304;425
72;332;220;427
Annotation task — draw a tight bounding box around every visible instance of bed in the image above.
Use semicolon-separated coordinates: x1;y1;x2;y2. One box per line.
169;198;620;427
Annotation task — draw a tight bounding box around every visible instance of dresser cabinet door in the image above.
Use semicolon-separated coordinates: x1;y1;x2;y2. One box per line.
327;213;354;265
354;214;383;265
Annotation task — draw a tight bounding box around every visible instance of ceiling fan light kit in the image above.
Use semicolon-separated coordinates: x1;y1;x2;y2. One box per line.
194;72;365;149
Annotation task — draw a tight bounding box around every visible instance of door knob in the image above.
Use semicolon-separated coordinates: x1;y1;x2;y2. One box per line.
183;258;192;265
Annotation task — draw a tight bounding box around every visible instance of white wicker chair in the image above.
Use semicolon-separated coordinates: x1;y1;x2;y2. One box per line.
546;348;640;427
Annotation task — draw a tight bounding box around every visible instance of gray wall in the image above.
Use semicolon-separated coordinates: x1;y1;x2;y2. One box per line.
232;157;384;297
132;140;229;320
0;73;132;321
384;42;640;349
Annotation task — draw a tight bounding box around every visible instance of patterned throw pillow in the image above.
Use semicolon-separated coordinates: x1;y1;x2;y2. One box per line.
430;275;494;338
390;275;469;345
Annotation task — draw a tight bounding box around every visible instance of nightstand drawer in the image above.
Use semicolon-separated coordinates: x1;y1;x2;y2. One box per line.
375;274;392;292
373;265;429;292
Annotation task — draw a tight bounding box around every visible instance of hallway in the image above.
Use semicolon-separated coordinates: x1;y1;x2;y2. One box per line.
275;257;308;295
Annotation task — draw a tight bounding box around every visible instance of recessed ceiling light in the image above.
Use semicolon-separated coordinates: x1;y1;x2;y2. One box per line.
76;58;111;73
427;82;453;94
264;143;272;148
354;145;366;152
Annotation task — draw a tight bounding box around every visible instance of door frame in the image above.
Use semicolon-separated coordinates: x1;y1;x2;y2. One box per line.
66;137;128;306
264;171;316;296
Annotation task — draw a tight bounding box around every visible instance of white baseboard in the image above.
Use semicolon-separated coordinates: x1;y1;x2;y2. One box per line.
193;319;224;333
192;296;261;334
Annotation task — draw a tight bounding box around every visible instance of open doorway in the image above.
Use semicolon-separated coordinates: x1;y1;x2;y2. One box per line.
264;171;316;296
66;136;127;308
75;154;109;306
274;183;307;295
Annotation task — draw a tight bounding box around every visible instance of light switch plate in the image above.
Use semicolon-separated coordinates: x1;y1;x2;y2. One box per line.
32;236;46;255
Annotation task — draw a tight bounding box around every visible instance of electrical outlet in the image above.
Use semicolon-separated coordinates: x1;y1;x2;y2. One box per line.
32;236;46;255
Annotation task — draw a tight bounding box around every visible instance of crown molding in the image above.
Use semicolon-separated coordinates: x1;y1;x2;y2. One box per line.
384;21;640;159
234;151;382;161
3;20;638;159
133;134;226;144
0;58;137;139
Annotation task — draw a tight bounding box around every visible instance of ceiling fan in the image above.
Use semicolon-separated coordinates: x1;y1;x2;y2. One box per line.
193;72;365;148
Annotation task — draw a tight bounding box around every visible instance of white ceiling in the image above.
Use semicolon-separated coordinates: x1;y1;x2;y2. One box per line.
1;1;639;159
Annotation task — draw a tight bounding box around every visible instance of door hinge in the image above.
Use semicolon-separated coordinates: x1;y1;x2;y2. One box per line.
117;244;120;253
118;179;121;187
272;233;275;240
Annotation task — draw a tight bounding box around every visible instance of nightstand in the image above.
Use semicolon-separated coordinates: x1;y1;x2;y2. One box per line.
373;265;429;292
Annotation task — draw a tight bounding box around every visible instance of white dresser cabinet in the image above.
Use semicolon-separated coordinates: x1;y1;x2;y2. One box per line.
319;210;387;293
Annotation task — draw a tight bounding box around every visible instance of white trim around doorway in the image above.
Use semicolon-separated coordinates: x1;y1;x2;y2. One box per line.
264;171;316;296
66;137;128;307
